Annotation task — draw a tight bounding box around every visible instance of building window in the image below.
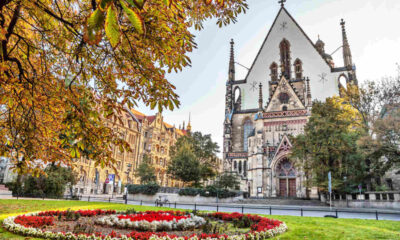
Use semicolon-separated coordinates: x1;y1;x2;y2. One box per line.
282;106;288;111
276;158;296;177
280;39;291;79
270;62;278;81
234;161;237;170
238;161;242;174
243;119;253;152
294;59;302;79
243;160;247;177
233;87;241;111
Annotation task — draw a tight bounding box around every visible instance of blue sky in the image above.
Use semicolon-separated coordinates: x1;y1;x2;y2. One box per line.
137;0;400;156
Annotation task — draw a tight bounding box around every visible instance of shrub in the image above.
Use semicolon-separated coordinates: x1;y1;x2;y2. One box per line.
127;183;160;195
199;185;237;199
178;188;200;196
6;165;76;198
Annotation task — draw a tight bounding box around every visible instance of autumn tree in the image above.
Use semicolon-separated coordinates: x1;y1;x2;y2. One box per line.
290;98;366;193
0;0;248;175
341;68;400;189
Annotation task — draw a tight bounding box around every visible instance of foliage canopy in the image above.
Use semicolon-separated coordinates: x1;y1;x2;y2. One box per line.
0;0;248;175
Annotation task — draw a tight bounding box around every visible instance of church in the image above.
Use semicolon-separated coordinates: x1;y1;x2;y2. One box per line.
223;2;357;198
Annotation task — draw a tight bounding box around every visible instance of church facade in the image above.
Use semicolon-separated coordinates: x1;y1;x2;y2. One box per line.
223;4;357;198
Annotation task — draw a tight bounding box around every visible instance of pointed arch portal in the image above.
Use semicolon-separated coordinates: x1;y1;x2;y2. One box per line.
276;157;297;197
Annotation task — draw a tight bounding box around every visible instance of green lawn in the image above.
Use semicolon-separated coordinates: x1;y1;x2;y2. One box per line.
0;199;399;240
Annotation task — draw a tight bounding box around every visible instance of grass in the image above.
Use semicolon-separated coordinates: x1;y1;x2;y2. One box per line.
0;199;399;240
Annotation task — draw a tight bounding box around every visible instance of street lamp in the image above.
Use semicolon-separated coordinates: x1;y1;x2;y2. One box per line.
343;176;348;207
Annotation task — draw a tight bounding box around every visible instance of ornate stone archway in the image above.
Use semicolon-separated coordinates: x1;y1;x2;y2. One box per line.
275;157;297;197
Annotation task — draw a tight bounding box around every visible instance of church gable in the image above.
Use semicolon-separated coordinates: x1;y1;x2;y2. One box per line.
265;76;305;112
272;135;292;162
238;6;338;110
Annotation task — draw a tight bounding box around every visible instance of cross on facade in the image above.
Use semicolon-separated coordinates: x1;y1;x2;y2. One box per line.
278;0;286;7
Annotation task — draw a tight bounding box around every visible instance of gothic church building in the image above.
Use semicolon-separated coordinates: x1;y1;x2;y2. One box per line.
223;4;357;198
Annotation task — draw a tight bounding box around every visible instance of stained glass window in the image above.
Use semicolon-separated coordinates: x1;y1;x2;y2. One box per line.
243;119;253;151
276;158;296;177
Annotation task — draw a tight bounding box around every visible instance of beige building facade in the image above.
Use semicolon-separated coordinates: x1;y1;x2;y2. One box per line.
71;108;190;195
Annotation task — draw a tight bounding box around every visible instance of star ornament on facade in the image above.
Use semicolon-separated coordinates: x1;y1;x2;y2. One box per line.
250;81;258;92
318;73;328;84
280;21;288;31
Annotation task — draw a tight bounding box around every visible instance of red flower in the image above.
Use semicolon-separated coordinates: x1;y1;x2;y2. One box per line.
15;215;54;228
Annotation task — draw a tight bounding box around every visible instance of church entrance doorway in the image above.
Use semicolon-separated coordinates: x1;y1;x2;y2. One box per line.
278;178;296;197
276;158;297;197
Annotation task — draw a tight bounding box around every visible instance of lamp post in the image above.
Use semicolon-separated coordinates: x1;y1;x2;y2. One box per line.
343;176;348;207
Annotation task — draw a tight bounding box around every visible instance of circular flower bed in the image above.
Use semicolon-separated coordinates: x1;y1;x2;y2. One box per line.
3;209;288;240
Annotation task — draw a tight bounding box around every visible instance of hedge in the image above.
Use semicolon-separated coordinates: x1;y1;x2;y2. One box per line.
179;186;237;199
178;188;200;196
127;183;159;195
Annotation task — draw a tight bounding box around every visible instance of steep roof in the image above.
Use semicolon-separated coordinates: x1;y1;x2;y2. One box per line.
243;6;332;83
130;108;186;135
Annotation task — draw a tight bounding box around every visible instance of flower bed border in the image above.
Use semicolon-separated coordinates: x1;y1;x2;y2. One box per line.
3;209;288;240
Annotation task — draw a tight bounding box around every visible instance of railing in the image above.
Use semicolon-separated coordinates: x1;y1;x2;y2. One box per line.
58;195;400;221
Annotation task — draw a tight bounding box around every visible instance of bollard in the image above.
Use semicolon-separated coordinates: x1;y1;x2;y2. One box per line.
301;208;303;217
140;200;143;206
175;202;177;208
269;206;272;215
109;197;111;203
125;197;128;204
335;209;338;218
88;196;90;202
376;211;379;220
194;203;197;211
241;206;244;214
217;205;219;212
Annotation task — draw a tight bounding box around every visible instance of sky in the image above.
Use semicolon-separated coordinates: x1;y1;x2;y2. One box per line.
137;0;400;157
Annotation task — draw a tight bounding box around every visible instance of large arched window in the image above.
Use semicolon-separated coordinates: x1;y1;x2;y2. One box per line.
339;74;348;89
243;119;253;151
276;158;296;177
238;161;242;174
270;62;278;81
233;87;241;111
280;39;291;79
294;59;302;79
243;160;247;177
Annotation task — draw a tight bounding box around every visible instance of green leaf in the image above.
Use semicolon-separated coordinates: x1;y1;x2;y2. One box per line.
99;0;113;11
88;9;104;31
150;101;156;109
105;6;120;47
120;0;144;34
132;0;145;9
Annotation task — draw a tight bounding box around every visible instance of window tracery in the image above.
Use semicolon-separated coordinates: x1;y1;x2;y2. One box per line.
280;39;291;79
294;59;303;79
276;158;296;177
270;62;278;81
